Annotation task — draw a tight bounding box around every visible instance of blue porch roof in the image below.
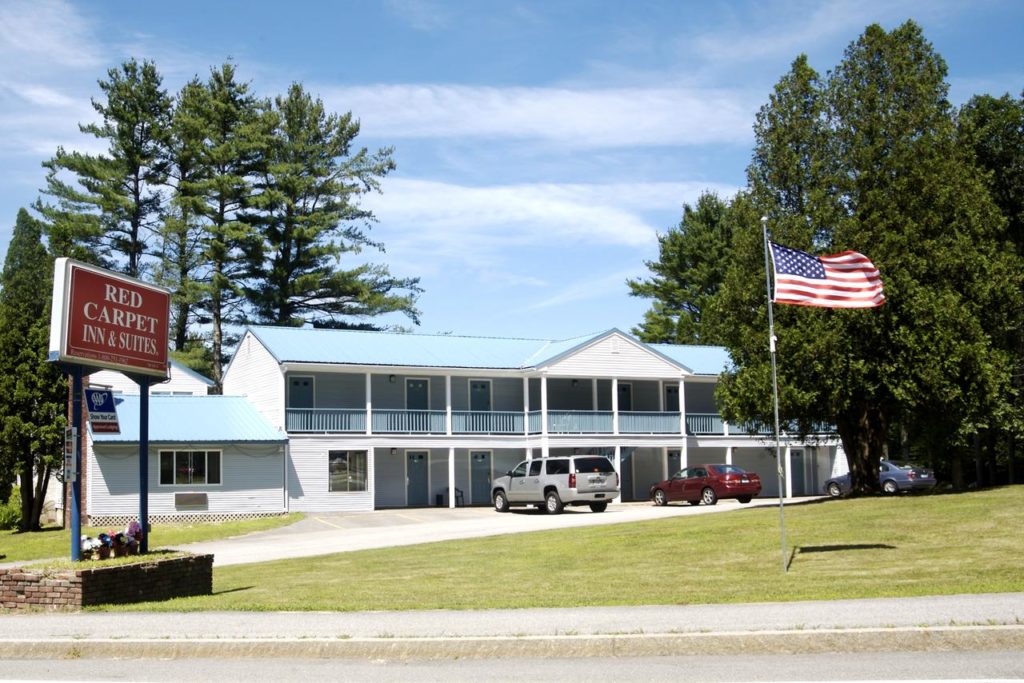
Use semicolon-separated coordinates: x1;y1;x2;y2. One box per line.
91;395;285;443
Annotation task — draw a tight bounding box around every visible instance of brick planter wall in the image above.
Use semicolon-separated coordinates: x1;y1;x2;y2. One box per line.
0;554;213;611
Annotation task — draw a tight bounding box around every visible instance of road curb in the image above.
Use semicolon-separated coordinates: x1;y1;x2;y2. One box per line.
4;625;1022;660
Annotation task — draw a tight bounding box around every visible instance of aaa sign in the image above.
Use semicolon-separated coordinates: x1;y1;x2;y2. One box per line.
49;258;170;378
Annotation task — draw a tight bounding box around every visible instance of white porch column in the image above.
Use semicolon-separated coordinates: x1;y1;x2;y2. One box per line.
445;375;452;436
662;447;669;480
678;379;687;469
523;377;530;436
726;446;733;465
448;447;456;508
611;378;619;435
365;372;372;436
784;445;793;498
541;374;549;458
591;378;598;411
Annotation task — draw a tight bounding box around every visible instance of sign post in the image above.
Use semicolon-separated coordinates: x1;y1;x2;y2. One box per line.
49;259;169;560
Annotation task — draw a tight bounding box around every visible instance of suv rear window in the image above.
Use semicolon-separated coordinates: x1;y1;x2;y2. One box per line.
545;459;570;475
573;457;614;473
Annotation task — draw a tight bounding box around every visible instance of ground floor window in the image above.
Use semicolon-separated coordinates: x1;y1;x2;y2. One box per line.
329;450;368;492
159;450;221;486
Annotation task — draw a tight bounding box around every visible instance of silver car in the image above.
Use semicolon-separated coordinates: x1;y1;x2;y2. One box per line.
492;456;620;514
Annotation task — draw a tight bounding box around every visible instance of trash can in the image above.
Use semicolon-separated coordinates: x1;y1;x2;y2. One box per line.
436;493;444;507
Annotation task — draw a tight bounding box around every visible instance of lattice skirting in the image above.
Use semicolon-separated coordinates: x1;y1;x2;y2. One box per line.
87;512;290;527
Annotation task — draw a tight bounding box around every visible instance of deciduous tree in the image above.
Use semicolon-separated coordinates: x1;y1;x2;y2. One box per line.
712;22;1022;493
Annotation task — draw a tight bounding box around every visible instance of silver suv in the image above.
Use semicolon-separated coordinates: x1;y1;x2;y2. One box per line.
491;456;620;514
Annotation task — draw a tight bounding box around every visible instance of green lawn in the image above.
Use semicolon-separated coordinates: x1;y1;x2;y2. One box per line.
106;486;1024;612
0;514;303;563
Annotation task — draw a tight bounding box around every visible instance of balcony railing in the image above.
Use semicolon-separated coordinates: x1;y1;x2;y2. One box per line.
548;411;614;434
287;408;365;433
620;411;682;434
285;407;833;438
686;413;725;435
372;409;447;434
451;410;524;434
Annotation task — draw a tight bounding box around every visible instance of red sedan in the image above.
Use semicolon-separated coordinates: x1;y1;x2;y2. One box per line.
650;464;762;506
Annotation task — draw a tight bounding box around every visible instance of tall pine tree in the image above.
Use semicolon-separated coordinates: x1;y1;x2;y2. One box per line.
35;59;172;276
244;83;420;328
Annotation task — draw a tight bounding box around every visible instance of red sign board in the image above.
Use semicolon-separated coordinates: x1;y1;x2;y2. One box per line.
49;259;170;378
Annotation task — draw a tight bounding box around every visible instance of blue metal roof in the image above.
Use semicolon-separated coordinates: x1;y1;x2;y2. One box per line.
91;395;285;443
248;326;611;369
247;325;730;376
649;343;733;376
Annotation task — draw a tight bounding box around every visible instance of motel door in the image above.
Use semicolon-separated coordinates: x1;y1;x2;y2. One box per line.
470;381;491;412
470;451;491;505
664;385;680;412
667;449;681;478
618;383;633;412
790;449;806;496
406;451;429;507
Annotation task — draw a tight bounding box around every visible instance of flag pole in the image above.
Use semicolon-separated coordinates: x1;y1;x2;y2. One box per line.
761;216;788;572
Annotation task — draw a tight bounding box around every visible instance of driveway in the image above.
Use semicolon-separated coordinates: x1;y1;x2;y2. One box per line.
176;497;807;566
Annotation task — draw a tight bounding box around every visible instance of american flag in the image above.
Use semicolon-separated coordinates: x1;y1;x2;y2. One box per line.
769;242;885;308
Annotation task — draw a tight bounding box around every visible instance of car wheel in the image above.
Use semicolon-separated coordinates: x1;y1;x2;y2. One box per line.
653;489;668;506
882;479;899;495
827;482;842;498
589;502;608;513
545;490;564;514
493;490;509;513
737;496;752;504
701;487;718;506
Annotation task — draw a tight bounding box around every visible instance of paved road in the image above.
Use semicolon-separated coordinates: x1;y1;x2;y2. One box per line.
4;651;1024;681
1;593;1023;660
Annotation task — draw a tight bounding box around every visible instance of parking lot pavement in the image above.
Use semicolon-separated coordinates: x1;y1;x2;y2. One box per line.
174;497;809;566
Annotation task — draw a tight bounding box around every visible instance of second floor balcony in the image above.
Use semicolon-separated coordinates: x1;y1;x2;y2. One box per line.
285;408;791;437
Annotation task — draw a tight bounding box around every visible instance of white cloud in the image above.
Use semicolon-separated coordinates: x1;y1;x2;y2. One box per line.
0;0;104;72
526;269;641;311
322;84;759;148
383;0;456;32
364;177;740;274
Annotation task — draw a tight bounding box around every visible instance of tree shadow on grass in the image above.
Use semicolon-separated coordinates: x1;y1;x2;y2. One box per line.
787;543;895;571
798;544;896;553
212;586;253;596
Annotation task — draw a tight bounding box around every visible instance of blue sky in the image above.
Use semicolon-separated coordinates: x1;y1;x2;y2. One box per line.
1;1;1021;341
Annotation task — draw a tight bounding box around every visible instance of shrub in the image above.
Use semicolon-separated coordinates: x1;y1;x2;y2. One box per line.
0;486;20;530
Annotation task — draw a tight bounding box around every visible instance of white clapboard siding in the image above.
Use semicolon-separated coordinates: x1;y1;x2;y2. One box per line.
89;443;285;517
544;332;683;379
286;436;375;512
223;332;286;430
89;362;211;396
